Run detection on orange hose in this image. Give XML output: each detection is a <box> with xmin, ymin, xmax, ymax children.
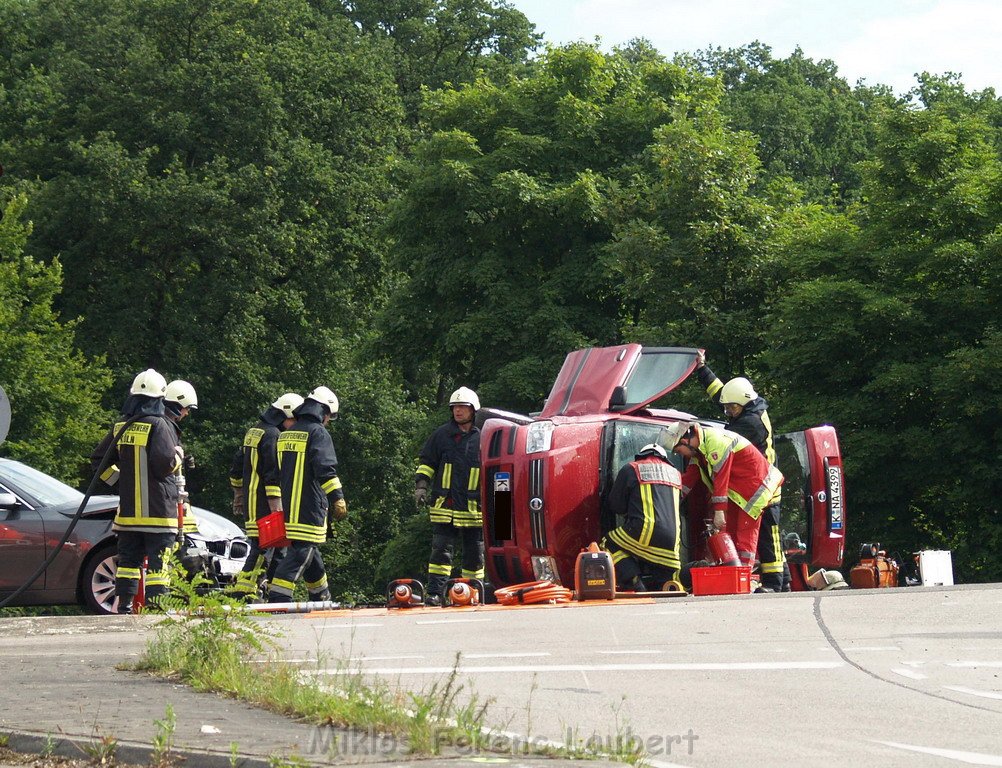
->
<box><xmin>494</xmin><ymin>580</ymin><xmax>573</xmax><ymax>605</ymax></box>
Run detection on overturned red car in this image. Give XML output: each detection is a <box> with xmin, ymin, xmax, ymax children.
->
<box><xmin>478</xmin><ymin>345</ymin><xmax>845</xmax><ymax>591</ymax></box>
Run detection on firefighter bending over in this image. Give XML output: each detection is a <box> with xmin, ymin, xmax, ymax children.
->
<box><xmin>696</xmin><ymin>352</ymin><xmax>788</xmax><ymax>592</ymax></box>
<box><xmin>666</xmin><ymin>422</ymin><xmax>783</xmax><ymax>571</ymax></box>
<box><xmin>229</xmin><ymin>392</ymin><xmax>302</xmax><ymax>599</ymax></box>
<box><xmin>267</xmin><ymin>386</ymin><xmax>347</xmax><ymax>603</ymax></box>
<box><xmin>415</xmin><ymin>387</ymin><xmax>483</xmax><ymax>606</ymax></box>
<box><xmin>91</xmin><ymin>369</ymin><xmax>182</xmax><ymax>612</ymax></box>
<box><xmin>601</xmin><ymin>444</ymin><xmax>682</xmax><ymax>591</ymax></box>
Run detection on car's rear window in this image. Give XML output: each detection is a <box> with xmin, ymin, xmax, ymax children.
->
<box><xmin>0</xmin><ymin>460</ymin><xmax>83</xmax><ymax>506</ymax></box>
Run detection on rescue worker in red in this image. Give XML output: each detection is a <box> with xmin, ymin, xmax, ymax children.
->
<box><xmin>229</xmin><ymin>392</ymin><xmax>302</xmax><ymax>599</ymax></box>
<box><xmin>164</xmin><ymin>380</ymin><xmax>199</xmax><ymax>535</ymax></box>
<box><xmin>415</xmin><ymin>387</ymin><xmax>483</xmax><ymax>606</ymax></box>
<box><xmin>91</xmin><ymin>369</ymin><xmax>182</xmax><ymax>612</ymax></box>
<box><xmin>267</xmin><ymin>386</ymin><xmax>347</xmax><ymax>603</ymax></box>
<box><xmin>601</xmin><ymin>444</ymin><xmax>683</xmax><ymax>591</ymax></box>
<box><xmin>666</xmin><ymin>421</ymin><xmax>784</xmax><ymax>572</ymax></box>
<box><xmin>695</xmin><ymin>352</ymin><xmax>789</xmax><ymax>592</ymax></box>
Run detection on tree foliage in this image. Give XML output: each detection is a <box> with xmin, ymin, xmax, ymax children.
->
<box><xmin>0</xmin><ymin>194</ymin><xmax>113</xmax><ymax>482</ymax></box>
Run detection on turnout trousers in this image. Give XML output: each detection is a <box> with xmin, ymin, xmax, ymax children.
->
<box><xmin>267</xmin><ymin>541</ymin><xmax>329</xmax><ymax>602</ymax></box>
<box><xmin>115</xmin><ymin>530</ymin><xmax>178</xmax><ymax>612</ymax></box>
<box><xmin>427</xmin><ymin>522</ymin><xmax>484</xmax><ymax>598</ymax></box>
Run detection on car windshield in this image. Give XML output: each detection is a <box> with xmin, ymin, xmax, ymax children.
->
<box><xmin>0</xmin><ymin>459</ymin><xmax>84</xmax><ymax>506</ymax></box>
<box><xmin>624</xmin><ymin>349</ymin><xmax>697</xmax><ymax>406</ymax></box>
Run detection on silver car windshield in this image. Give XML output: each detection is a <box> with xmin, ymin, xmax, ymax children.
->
<box><xmin>0</xmin><ymin>459</ymin><xmax>84</xmax><ymax>506</ymax></box>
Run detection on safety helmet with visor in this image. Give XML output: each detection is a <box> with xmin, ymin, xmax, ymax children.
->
<box><xmin>719</xmin><ymin>377</ymin><xmax>757</xmax><ymax>407</ymax></box>
<box><xmin>449</xmin><ymin>387</ymin><xmax>480</xmax><ymax>411</ymax></box>
<box><xmin>130</xmin><ymin>369</ymin><xmax>167</xmax><ymax>398</ymax></box>
<box><xmin>165</xmin><ymin>380</ymin><xmax>198</xmax><ymax>410</ymax></box>
<box><xmin>307</xmin><ymin>386</ymin><xmax>339</xmax><ymax>418</ymax></box>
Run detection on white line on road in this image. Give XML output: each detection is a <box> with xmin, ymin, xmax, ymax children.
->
<box><xmin>947</xmin><ymin>661</ymin><xmax>1002</xmax><ymax>668</ymax></box>
<box><xmin>310</xmin><ymin>622</ymin><xmax>383</xmax><ymax>628</ymax></box>
<box><xmin>464</xmin><ymin>652</ymin><xmax>551</xmax><ymax>659</ymax></box>
<box><xmin>414</xmin><ymin>618</ymin><xmax>493</xmax><ymax>625</ymax></box>
<box><xmin>845</xmin><ymin>646</ymin><xmax>902</xmax><ymax>652</ymax></box>
<box><xmin>875</xmin><ymin>740</ymin><xmax>1002</xmax><ymax>765</ymax></box>
<box><xmin>328</xmin><ymin>660</ymin><xmax>845</xmax><ymax>675</ymax></box>
<box><xmin>598</xmin><ymin>650</ymin><xmax>663</xmax><ymax>655</ymax></box>
<box><xmin>348</xmin><ymin>655</ymin><xmax>425</xmax><ymax>662</ymax></box>
<box><xmin>891</xmin><ymin>668</ymin><xmax>927</xmax><ymax>680</ymax></box>
<box><xmin>943</xmin><ymin>686</ymin><xmax>1002</xmax><ymax>700</ymax></box>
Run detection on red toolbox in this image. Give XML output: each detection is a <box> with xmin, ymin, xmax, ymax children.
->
<box><xmin>690</xmin><ymin>565</ymin><xmax>752</xmax><ymax>596</ymax></box>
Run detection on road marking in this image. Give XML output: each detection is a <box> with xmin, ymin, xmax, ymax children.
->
<box><xmin>948</xmin><ymin>661</ymin><xmax>1002</xmax><ymax>668</ymax></box>
<box><xmin>415</xmin><ymin>618</ymin><xmax>493</xmax><ymax>626</ymax></box>
<box><xmin>875</xmin><ymin>740</ymin><xmax>1002</xmax><ymax>765</ymax></box>
<box><xmin>310</xmin><ymin>622</ymin><xmax>383</xmax><ymax>628</ymax></box>
<box><xmin>329</xmin><ymin>660</ymin><xmax>844</xmax><ymax>675</ymax></box>
<box><xmin>464</xmin><ymin>652</ymin><xmax>550</xmax><ymax>659</ymax></box>
<box><xmin>943</xmin><ymin>686</ymin><xmax>1002</xmax><ymax>700</ymax></box>
<box><xmin>348</xmin><ymin>655</ymin><xmax>425</xmax><ymax>662</ymax></box>
<box><xmin>892</xmin><ymin>668</ymin><xmax>927</xmax><ymax>680</ymax></box>
<box><xmin>598</xmin><ymin>650</ymin><xmax>663</xmax><ymax>655</ymax></box>
<box><xmin>901</xmin><ymin>661</ymin><xmax>927</xmax><ymax>667</ymax></box>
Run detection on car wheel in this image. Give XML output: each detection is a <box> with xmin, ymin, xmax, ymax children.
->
<box><xmin>81</xmin><ymin>542</ymin><xmax>120</xmax><ymax>615</ymax></box>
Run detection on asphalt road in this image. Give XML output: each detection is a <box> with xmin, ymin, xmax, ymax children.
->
<box><xmin>266</xmin><ymin>584</ymin><xmax>1002</xmax><ymax>767</ymax></box>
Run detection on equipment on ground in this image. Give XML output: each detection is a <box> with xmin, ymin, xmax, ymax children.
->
<box><xmin>850</xmin><ymin>545</ymin><xmax>899</xmax><ymax>588</ymax></box>
<box><xmin>495</xmin><ymin>580</ymin><xmax>572</xmax><ymax>605</ymax></box>
<box><xmin>386</xmin><ymin>578</ymin><xmax>426</xmax><ymax>608</ymax></box>
<box><xmin>444</xmin><ymin>578</ymin><xmax>485</xmax><ymax>607</ymax></box>
<box><xmin>574</xmin><ymin>542</ymin><xmax>616</xmax><ymax>600</ymax></box>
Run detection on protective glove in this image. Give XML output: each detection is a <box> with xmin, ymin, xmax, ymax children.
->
<box><xmin>414</xmin><ymin>478</ymin><xmax>430</xmax><ymax>509</ymax></box>
<box><xmin>332</xmin><ymin>498</ymin><xmax>347</xmax><ymax>521</ymax></box>
<box><xmin>183</xmin><ymin>453</ymin><xmax>196</xmax><ymax>473</ymax></box>
<box><xmin>232</xmin><ymin>487</ymin><xmax>245</xmax><ymax>520</ymax></box>
<box><xmin>696</xmin><ymin>350</ymin><xmax>706</xmax><ymax>369</ymax></box>
<box><xmin>712</xmin><ymin>509</ymin><xmax>726</xmax><ymax>533</ymax></box>
<box><xmin>173</xmin><ymin>445</ymin><xmax>185</xmax><ymax>471</ymax></box>
<box><xmin>267</xmin><ymin>495</ymin><xmax>283</xmax><ymax>514</ymax></box>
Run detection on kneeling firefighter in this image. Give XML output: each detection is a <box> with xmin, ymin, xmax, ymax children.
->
<box><xmin>601</xmin><ymin>444</ymin><xmax>683</xmax><ymax>591</ymax></box>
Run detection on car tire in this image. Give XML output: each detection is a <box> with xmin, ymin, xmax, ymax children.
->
<box><xmin>81</xmin><ymin>542</ymin><xmax>120</xmax><ymax>615</ymax></box>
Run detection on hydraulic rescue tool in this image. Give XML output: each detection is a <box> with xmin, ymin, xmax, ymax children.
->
<box><xmin>444</xmin><ymin>578</ymin><xmax>485</xmax><ymax>606</ymax></box>
<box><xmin>386</xmin><ymin>578</ymin><xmax>426</xmax><ymax>608</ymax></box>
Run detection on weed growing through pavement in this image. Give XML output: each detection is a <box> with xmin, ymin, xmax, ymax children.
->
<box><xmin>151</xmin><ymin>702</ymin><xmax>176</xmax><ymax>767</ymax></box>
<box><xmin>81</xmin><ymin>732</ymin><xmax>118</xmax><ymax>765</ymax></box>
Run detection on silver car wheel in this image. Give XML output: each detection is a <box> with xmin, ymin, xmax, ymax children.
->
<box><xmin>87</xmin><ymin>549</ymin><xmax>120</xmax><ymax>614</ymax></box>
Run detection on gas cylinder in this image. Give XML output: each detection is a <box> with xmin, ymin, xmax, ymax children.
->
<box><xmin>707</xmin><ymin>529</ymin><xmax>740</xmax><ymax>567</ymax></box>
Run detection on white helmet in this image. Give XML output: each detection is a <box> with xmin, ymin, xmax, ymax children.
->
<box><xmin>130</xmin><ymin>369</ymin><xmax>167</xmax><ymax>397</ymax></box>
<box><xmin>719</xmin><ymin>377</ymin><xmax>757</xmax><ymax>406</ymax></box>
<box><xmin>307</xmin><ymin>386</ymin><xmax>339</xmax><ymax>416</ymax></box>
<box><xmin>663</xmin><ymin>421</ymin><xmax>696</xmax><ymax>449</ymax></box>
<box><xmin>449</xmin><ymin>386</ymin><xmax>480</xmax><ymax>411</ymax></box>
<box><xmin>165</xmin><ymin>380</ymin><xmax>198</xmax><ymax>410</ymax></box>
<box><xmin>272</xmin><ymin>392</ymin><xmax>304</xmax><ymax>419</ymax></box>
<box><xmin>635</xmin><ymin>443</ymin><xmax>669</xmax><ymax>461</ymax></box>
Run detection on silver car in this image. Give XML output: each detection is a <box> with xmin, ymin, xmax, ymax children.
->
<box><xmin>0</xmin><ymin>457</ymin><xmax>250</xmax><ymax>614</ymax></box>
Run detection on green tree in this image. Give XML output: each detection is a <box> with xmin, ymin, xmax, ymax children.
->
<box><xmin>0</xmin><ymin>194</ymin><xmax>113</xmax><ymax>482</ymax></box>
<box><xmin>765</xmin><ymin>94</ymin><xmax>1002</xmax><ymax>580</ymax></box>
<box><xmin>344</xmin><ymin>0</ymin><xmax>540</xmax><ymax>123</ymax></box>
<box><xmin>380</xmin><ymin>42</ymin><xmax>727</xmax><ymax>412</ymax></box>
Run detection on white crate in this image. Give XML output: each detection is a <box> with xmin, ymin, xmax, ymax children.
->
<box><xmin>917</xmin><ymin>550</ymin><xmax>954</xmax><ymax>586</ymax></box>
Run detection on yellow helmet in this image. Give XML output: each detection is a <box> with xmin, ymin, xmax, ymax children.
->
<box><xmin>719</xmin><ymin>377</ymin><xmax>757</xmax><ymax>406</ymax></box>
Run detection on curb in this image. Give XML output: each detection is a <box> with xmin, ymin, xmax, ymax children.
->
<box><xmin>4</xmin><ymin>729</ymin><xmax>278</xmax><ymax>768</ymax></box>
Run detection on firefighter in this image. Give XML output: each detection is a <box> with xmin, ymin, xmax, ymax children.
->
<box><xmin>267</xmin><ymin>386</ymin><xmax>347</xmax><ymax>603</ymax></box>
<box><xmin>601</xmin><ymin>444</ymin><xmax>682</xmax><ymax>591</ymax></box>
<box><xmin>415</xmin><ymin>387</ymin><xmax>483</xmax><ymax>606</ymax></box>
<box><xmin>91</xmin><ymin>369</ymin><xmax>182</xmax><ymax>612</ymax></box>
<box><xmin>665</xmin><ymin>421</ymin><xmax>784</xmax><ymax>572</ymax></box>
<box><xmin>695</xmin><ymin>353</ymin><xmax>788</xmax><ymax>592</ymax></box>
<box><xmin>229</xmin><ymin>392</ymin><xmax>302</xmax><ymax>599</ymax></box>
<box><xmin>164</xmin><ymin>380</ymin><xmax>199</xmax><ymax>535</ymax></box>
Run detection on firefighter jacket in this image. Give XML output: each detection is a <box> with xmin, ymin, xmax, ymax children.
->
<box><xmin>416</xmin><ymin>419</ymin><xmax>481</xmax><ymax>528</ymax></box>
<box><xmin>680</xmin><ymin>426</ymin><xmax>783</xmax><ymax>521</ymax></box>
<box><xmin>228</xmin><ymin>407</ymin><xmax>284</xmax><ymax>537</ymax></box>
<box><xmin>606</xmin><ymin>455</ymin><xmax>682</xmax><ymax>571</ymax></box>
<box><xmin>276</xmin><ymin>400</ymin><xmax>343</xmax><ymax>543</ymax></box>
<box><xmin>697</xmin><ymin>364</ymin><xmax>775</xmax><ymax>463</ymax></box>
<box><xmin>91</xmin><ymin>397</ymin><xmax>181</xmax><ymax>533</ymax></box>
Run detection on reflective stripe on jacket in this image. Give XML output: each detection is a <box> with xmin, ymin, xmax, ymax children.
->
<box><xmin>229</xmin><ymin>421</ymin><xmax>282</xmax><ymax>536</ymax></box>
<box><xmin>681</xmin><ymin>426</ymin><xmax>783</xmax><ymax>521</ymax></box>
<box><xmin>278</xmin><ymin>410</ymin><xmax>342</xmax><ymax>543</ymax></box>
<box><xmin>416</xmin><ymin>420</ymin><xmax>481</xmax><ymax>528</ymax></box>
<box><xmin>606</xmin><ymin>456</ymin><xmax>682</xmax><ymax>570</ymax></box>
